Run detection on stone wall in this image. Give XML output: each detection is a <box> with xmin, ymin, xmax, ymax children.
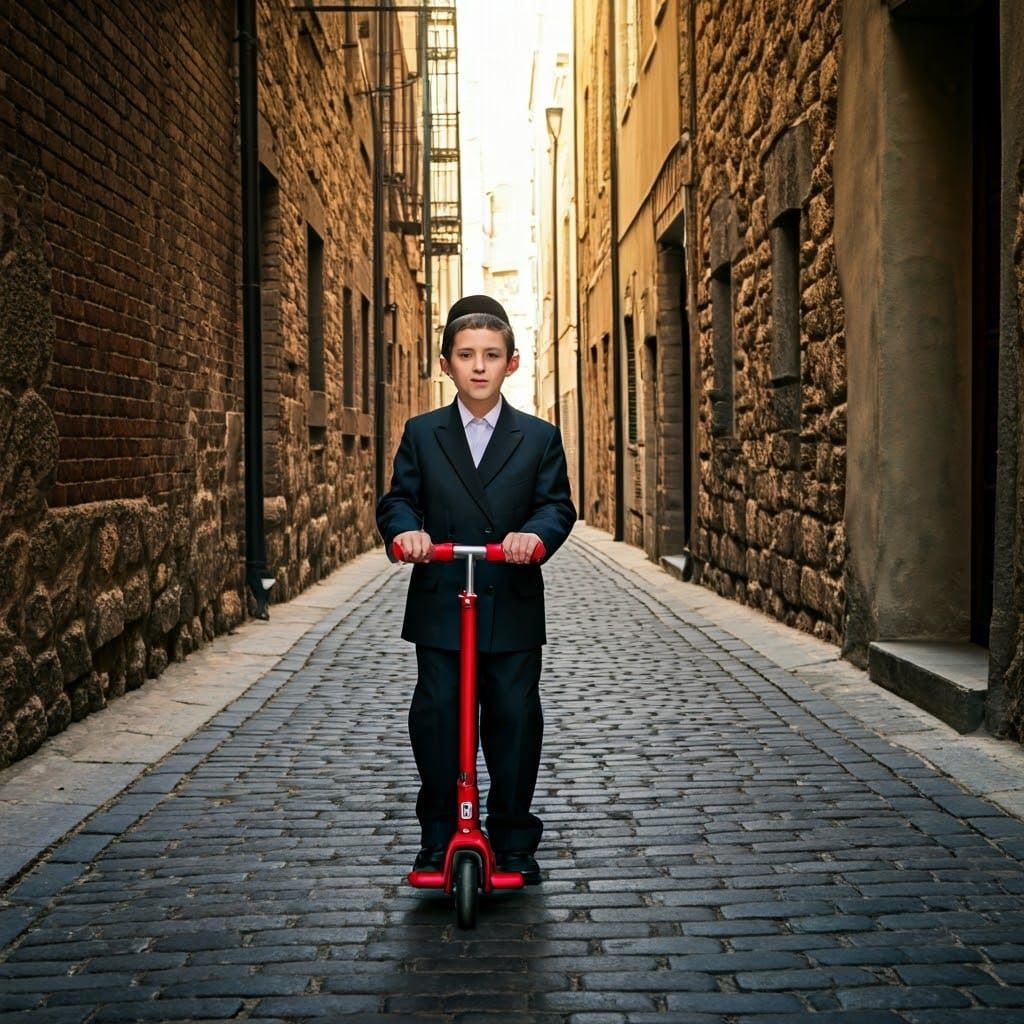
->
<box><xmin>996</xmin><ymin>0</ymin><xmax>1024</xmax><ymax>737</ymax></box>
<box><xmin>691</xmin><ymin>0</ymin><xmax>846</xmax><ymax>644</ymax></box>
<box><xmin>0</xmin><ymin>0</ymin><xmax>427</xmax><ymax>767</ymax></box>
<box><xmin>574</xmin><ymin>0</ymin><xmax>616</xmax><ymax>533</ymax></box>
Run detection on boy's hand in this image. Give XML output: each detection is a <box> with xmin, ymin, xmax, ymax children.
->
<box><xmin>394</xmin><ymin>530</ymin><xmax>434</xmax><ymax>562</ymax></box>
<box><xmin>502</xmin><ymin>532</ymin><xmax>544</xmax><ymax>564</ymax></box>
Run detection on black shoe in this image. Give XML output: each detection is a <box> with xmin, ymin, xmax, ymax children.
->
<box><xmin>496</xmin><ymin>850</ymin><xmax>541</xmax><ymax>885</ymax></box>
<box><xmin>413</xmin><ymin>846</ymin><xmax>445</xmax><ymax>872</ymax></box>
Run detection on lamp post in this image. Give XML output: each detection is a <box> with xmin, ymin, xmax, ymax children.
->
<box><xmin>545</xmin><ymin>106</ymin><xmax>563</xmax><ymax>430</ymax></box>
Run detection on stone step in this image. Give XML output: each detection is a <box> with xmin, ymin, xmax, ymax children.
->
<box><xmin>868</xmin><ymin>640</ymin><xmax>989</xmax><ymax>734</ymax></box>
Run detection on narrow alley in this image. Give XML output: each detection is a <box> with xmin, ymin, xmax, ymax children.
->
<box><xmin>3</xmin><ymin>526</ymin><xmax>1024</xmax><ymax>1023</ymax></box>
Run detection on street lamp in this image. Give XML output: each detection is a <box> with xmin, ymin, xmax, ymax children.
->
<box><xmin>545</xmin><ymin>106</ymin><xmax>563</xmax><ymax>430</ymax></box>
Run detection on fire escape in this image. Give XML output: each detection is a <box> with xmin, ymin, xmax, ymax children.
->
<box><xmin>381</xmin><ymin>2</ymin><xmax>462</xmax><ymax>377</ymax></box>
<box><xmin>422</xmin><ymin>4</ymin><xmax>463</xmax><ymax>389</ymax></box>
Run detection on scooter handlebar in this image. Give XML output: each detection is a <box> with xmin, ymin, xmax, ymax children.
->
<box><xmin>392</xmin><ymin>540</ymin><xmax>546</xmax><ymax>563</ymax></box>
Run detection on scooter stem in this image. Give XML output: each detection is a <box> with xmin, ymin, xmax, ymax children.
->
<box><xmin>458</xmin><ymin>586</ymin><xmax>479</xmax><ymax>829</ymax></box>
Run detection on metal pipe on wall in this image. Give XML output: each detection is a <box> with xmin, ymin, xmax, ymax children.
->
<box><xmin>550</xmin><ymin>128</ymin><xmax>561</xmax><ymax>430</ymax></box>
<box><xmin>373</xmin><ymin>9</ymin><xmax>387</xmax><ymax>501</ymax></box>
<box><xmin>571</xmin><ymin>14</ymin><xmax>585</xmax><ymax>518</ymax></box>
<box><xmin>608</xmin><ymin>0</ymin><xmax>625</xmax><ymax>542</ymax></box>
<box><xmin>420</xmin><ymin>3</ymin><xmax>433</xmax><ymax>379</ymax></box>
<box><xmin>237</xmin><ymin>0</ymin><xmax>272</xmax><ymax>618</ymax></box>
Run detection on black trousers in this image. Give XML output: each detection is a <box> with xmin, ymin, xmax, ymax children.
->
<box><xmin>410</xmin><ymin>646</ymin><xmax>544</xmax><ymax>853</ymax></box>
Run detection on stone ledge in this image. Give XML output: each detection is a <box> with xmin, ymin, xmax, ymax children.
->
<box><xmin>868</xmin><ymin>641</ymin><xmax>989</xmax><ymax>734</ymax></box>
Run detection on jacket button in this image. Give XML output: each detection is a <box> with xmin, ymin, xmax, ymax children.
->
<box><xmin>486</xmin><ymin>585</ymin><xmax>495</xmax><ymax>594</ymax></box>
<box><xmin>484</xmin><ymin>527</ymin><xmax>493</xmax><ymax>535</ymax></box>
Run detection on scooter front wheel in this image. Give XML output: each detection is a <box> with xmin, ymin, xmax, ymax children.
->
<box><xmin>455</xmin><ymin>854</ymin><xmax>480</xmax><ymax>930</ymax></box>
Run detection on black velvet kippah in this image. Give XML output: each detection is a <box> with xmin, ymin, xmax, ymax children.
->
<box><xmin>441</xmin><ymin>294</ymin><xmax>511</xmax><ymax>354</ymax></box>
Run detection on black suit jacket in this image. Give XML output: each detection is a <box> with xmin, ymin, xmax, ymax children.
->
<box><xmin>376</xmin><ymin>399</ymin><xmax>576</xmax><ymax>652</ymax></box>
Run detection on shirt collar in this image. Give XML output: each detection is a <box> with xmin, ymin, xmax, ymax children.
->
<box><xmin>457</xmin><ymin>395</ymin><xmax>502</xmax><ymax>429</ymax></box>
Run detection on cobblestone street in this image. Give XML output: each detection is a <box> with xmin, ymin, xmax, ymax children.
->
<box><xmin>3</xmin><ymin>527</ymin><xmax>1024</xmax><ymax>1023</ymax></box>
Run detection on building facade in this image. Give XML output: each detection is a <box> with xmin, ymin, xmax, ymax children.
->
<box><xmin>0</xmin><ymin>0</ymin><xmax>432</xmax><ymax>767</ymax></box>
<box><xmin>532</xmin><ymin>5</ymin><xmax>581</xmax><ymax>500</ymax></box>
<box><xmin>575</xmin><ymin>0</ymin><xmax>1024</xmax><ymax>740</ymax></box>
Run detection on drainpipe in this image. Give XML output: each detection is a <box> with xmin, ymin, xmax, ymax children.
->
<box><xmin>237</xmin><ymin>0</ymin><xmax>273</xmax><ymax>619</ymax></box>
<box><xmin>608</xmin><ymin>0</ymin><xmax>625</xmax><ymax>541</ymax></box>
<box><xmin>373</xmin><ymin>11</ymin><xmax>387</xmax><ymax>500</ymax></box>
<box><xmin>420</xmin><ymin>4</ymin><xmax>433</xmax><ymax>380</ymax></box>
<box><xmin>549</xmin><ymin>121</ymin><xmax>561</xmax><ymax>430</ymax></box>
<box><xmin>682</xmin><ymin>0</ymin><xmax>699</xmax><ymax>567</ymax></box>
<box><xmin>571</xmin><ymin>19</ymin><xmax>585</xmax><ymax>517</ymax></box>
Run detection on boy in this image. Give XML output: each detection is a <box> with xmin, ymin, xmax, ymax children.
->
<box><xmin>376</xmin><ymin>294</ymin><xmax>576</xmax><ymax>884</ymax></box>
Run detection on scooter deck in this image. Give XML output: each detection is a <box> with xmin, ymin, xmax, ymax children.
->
<box><xmin>408</xmin><ymin>830</ymin><xmax>525</xmax><ymax>892</ymax></box>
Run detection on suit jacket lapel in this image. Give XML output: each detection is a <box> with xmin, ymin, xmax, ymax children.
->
<box><xmin>434</xmin><ymin>400</ymin><xmax>495</xmax><ymax>524</ymax></box>
<box><xmin>476</xmin><ymin>400</ymin><xmax>523</xmax><ymax>486</ymax></box>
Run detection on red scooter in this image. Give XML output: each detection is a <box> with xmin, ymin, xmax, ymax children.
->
<box><xmin>392</xmin><ymin>539</ymin><xmax>545</xmax><ymax>929</ymax></box>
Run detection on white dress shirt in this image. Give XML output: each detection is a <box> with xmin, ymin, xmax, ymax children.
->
<box><xmin>457</xmin><ymin>396</ymin><xmax>502</xmax><ymax>468</ymax></box>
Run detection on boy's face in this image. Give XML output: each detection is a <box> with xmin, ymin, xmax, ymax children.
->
<box><xmin>441</xmin><ymin>327</ymin><xmax>519</xmax><ymax>414</ymax></box>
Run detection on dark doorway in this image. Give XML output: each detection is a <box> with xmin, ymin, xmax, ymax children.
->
<box><xmin>971</xmin><ymin>0</ymin><xmax>999</xmax><ymax>647</ymax></box>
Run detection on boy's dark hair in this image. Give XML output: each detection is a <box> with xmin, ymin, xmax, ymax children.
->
<box><xmin>441</xmin><ymin>313</ymin><xmax>516</xmax><ymax>361</ymax></box>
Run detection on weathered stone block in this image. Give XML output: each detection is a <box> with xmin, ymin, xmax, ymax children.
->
<box><xmin>123</xmin><ymin>569</ymin><xmax>150</xmax><ymax>622</ymax></box>
<box><xmin>126</xmin><ymin>633</ymin><xmax>146</xmax><ymax>691</ymax></box>
<box><xmin>0</xmin><ymin>247</ymin><xmax>55</xmax><ymax>391</ymax></box>
<box><xmin>782</xmin><ymin>560</ymin><xmax>801</xmax><ymax>604</ymax></box>
<box><xmin>799</xmin><ymin>516</ymin><xmax>827</xmax><ymax>568</ymax></box>
<box><xmin>265</xmin><ymin>495</ymin><xmax>287</xmax><ymax>528</ymax></box>
<box><xmin>218</xmin><ymin>588</ymin><xmax>243</xmax><ymax>632</ymax></box>
<box><xmin>147</xmin><ymin>645</ymin><xmax>168</xmax><ymax>679</ymax></box>
<box><xmin>74</xmin><ymin>683</ymin><xmax>99</xmax><ymax>720</ymax></box>
<box><xmin>151</xmin><ymin>562</ymin><xmax>171</xmax><ymax>594</ymax></box>
<box><xmin>0</xmin><ymin>528</ymin><xmax>28</xmax><ymax>614</ymax></box>
<box><xmin>57</xmin><ymin>621</ymin><xmax>91</xmax><ymax>683</ymax></box>
<box><xmin>45</xmin><ymin>692</ymin><xmax>71</xmax><ymax>736</ymax></box>
<box><xmin>2</xmin><ymin>391</ymin><xmax>57</xmax><ymax>524</ymax></box>
<box><xmin>143</xmin><ymin>506</ymin><xmax>170</xmax><ymax>562</ymax></box>
<box><xmin>116</xmin><ymin>506</ymin><xmax>145</xmax><ymax>565</ymax></box>
<box><xmin>92</xmin><ymin>521</ymin><xmax>120</xmax><ymax>578</ymax></box>
<box><xmin>14</xmin><ymin>695</ymin><xmax>46</xmax><ymax>758</ymax></box>
<box><xmin>149</xmin><ymin>583</ymin><xmax>181</xmax><ymax>638</ymax></box>
<box><xmin>28</xmin><ymin>513</ymin><xmax>87</xmax><ymax>586</ymax></box>
<box><xmin>32</xmin><ymin>651</ymin><xmax>63</xmax><ymax>706</ymax></box>
<box><xmin>0</xmin><ymin>646</ymin><xmax>31</xmax><ymax>717</ymax></box>
<box><xmin>0</xmin><ymin>721</ymin><xmax>17</xmax><ymax>769</ymax></box>
<box><xmin>22</xmin><ymin>585</ymin><xmax>52</xmax><ymax>649</ymax></box>
<box><xmin>89</xmin><ymin>588</ymin><xmax>126</xmax><ymax>649</ymax></box>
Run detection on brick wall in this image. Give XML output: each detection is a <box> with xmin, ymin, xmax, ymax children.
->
<box><xmin>692</xmin><ymin>0</ymin><xmax>846</xmax><ymax>643</ymax></box>
<box><xmin>0</xmin><ymin>0</ymin><xmax>427</xmax><ymax>767</ymax></box>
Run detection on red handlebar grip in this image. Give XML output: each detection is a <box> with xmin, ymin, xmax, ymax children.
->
<box><xmin>395</xmin><ymin>540</ymin><xmax>546</xmax><ymax>563</ymax></box>
<box><xmin>485</xmin><ymin>541</ymin><xmax>546</xmax><ymax>563</ymax></box>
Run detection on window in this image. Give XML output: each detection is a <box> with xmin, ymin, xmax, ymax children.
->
<box><xmin>307</xmin><ymin>225</ymin><xmax>326</xmax><ymax>442</ymax></box>
<box><xmin>625</xmin><ymin>313</ymin><xmax>638</xmax><ymax>443</ymax></box>
<box><xmin>307</xmin><ymin>226</ymin><xmax>325</xmax><ymax>393</ymax></box>
<box><xmin>770</xmin><ymin>209</ymin><xmax>801</xmax><ymax>430</ymax></box>
<box><xmin>710</xmin><ymin>263</ymin><xmax>734</xmax><ymax>437</ymax></box>
<box><xmin>361</xmin><ymin>293</ymin><xmax>371</xmax><ymax>415</ymax></box>
<box><xmin>342</xmin><ymin>286</ymin><xmax>354</xmax><ymax>408</ymax></box>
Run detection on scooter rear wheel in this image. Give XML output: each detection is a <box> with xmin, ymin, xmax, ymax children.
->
<box><xmin>455</xmin><ymin>854</ymin><xmax>480</xmax><ymax>930</ymax></box>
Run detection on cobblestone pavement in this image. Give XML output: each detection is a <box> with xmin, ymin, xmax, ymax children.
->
<box><xmin>3</xmin><ymin>531</ymin><xmax>1024</xmax><ymax>1023</ymax></box>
